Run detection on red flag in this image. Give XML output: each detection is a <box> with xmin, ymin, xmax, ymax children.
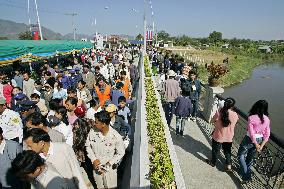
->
<box><xmin>33</xmin><ymin>31</ymin><xmax>39</xmax><ymax>40</ymax></box>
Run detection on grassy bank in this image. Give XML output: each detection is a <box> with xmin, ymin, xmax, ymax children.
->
<box><xmin>169</xmin><ymin>48</ymin><xmax>284</xmax><ymax>87</ymax></box>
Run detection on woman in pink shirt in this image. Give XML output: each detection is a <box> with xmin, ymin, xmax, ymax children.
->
<box><xmin>238</xmin><ymin>100</ymin><xmax>270</xmax><ymax>183</ymax></box>
<box><xmin>206</xmin><ymin>98</ymin><xmax>239</xmax><ymax>171</ymax></box>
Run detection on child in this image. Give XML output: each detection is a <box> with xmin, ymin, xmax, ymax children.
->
<box><xmin>175</xmin><ymin>89</ymin><xmax>192</xmax><ymax>136</ymax></box>
<box><xmin>30</xmin><ymin>93</ymin><xmax>48</xmax><ymax>116</ymax></box>
<box><xmin>118</xmin><ymin>96</ymin><xmax>131</xmax><ymax>125</ymax></box>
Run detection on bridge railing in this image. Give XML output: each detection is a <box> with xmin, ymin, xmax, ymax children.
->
<box><xmin>199</xmin><ymin>83</ymin><xmax>284</xmax><ymax>189</ymax></box>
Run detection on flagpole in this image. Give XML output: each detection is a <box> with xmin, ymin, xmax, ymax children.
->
<box><xmin>34</xmin><ymin>0</ymin><xmax>43</xmax><ymax>40</ymax></box>
<box><xmin>28</xmin><ymin>0</ymin><xmax>31</xmax><ymax>32</ymax></box>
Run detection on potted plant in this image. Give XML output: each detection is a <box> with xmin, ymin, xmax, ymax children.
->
<box><xmin>206</xmin><ymin>62</ymin><xmax>229</xmax><ymax>87</ymax></box>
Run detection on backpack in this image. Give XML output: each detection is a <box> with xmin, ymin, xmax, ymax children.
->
<box><xmin>180</xmin><ymin>78</ymin><xmax>191</xmax><ymax>96</ymax></box>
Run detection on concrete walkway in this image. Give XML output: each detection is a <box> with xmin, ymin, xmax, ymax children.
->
<box><xmin>153</xmin><ymin>75</ymin><xmax>241</xmax><ymax>189</ymax></box>
<box><xmin>168</xmin><ymin>116</ymin><xmax>243</xmax><ymax>189</ymax></box>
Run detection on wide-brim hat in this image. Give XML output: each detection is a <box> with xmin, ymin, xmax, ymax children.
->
<box><xmin>168</xmin><ymin>70</ymin><xmax>176</xmax><ymax>77</ymax></box>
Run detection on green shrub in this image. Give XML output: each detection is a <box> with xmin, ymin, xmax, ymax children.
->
<box><xmin>144</xmin><ymin>56</ymin><xmax>175</xmax><ymax>189</ymax></box>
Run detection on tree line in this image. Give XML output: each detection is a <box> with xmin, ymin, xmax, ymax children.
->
<box><xmin>136</xmin><ymin>30</ymin><xmax>284</xmax><ymax>54</ymax></box>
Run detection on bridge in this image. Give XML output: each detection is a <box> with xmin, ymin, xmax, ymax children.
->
<box><xmin>125</xmin><ymin>53</ymin><xmax>284</xmax><ymax>189</ymax></box>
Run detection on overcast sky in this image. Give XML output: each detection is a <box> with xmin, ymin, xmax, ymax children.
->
<box><xmin>0</xmin><ymin>0</ymin><xmax>283</xmax><ymax>40</ymax></box>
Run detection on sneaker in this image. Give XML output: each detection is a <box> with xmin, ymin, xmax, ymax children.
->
<box><xmin>176</xmin><ymin>129</ymin><xmax>179</xmax><ymax>135</ymax></box>
<box><xmin>225</xmin><ymin>165</ymin><xmax>232</xmax><ymax>172</ymax></box>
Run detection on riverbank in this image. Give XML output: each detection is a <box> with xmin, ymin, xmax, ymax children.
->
<box><xmin>168</xmin><ymin>48</ymin><xmax>284</xmax><ymax>87</ymax></box>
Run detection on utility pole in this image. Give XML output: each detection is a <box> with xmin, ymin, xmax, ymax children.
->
<box><xmin>65</xmin><ymin>12</ymin><xmax>78</xmax><ymax>41</ymax></box>
<box><xmin>27</xmin><ymin>0</ymin><xmax>31</xmax><ymax>32</ymax></box>
<box><xmin>34</xmin><ymin>0</ymin><xmax>43</xmax><ymax>40</ymax></box>
<box><xmin>143</xmin><ymin>0</ymin><xmax>147</xmax><ymax>53</ymax></box>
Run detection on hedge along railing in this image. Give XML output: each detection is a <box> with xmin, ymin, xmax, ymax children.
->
<box><xmin>130</xmin><ymin>52</ymin><xmax>151</xmax><ymax>188</ymax></box>
<box><xmin>144</xmin><ymin>55</ymin><xmax>186</xmax><ymax>189</ymax></box>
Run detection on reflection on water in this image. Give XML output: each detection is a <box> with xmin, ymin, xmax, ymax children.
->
<box><xmin>223</xmin><ymin>62</ymin><xmax>284</xmax><ymax>138</ymax></box>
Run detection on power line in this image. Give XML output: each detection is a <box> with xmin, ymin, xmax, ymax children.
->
<box><xmin>0</xmin><ymin>1</ymin><xmax>67</xmax><ymax>15</ymax></box>
<box><xmin>65</xmin><ymin>12</ymin><xmax>78</xmax><ymax>41</ymax></box>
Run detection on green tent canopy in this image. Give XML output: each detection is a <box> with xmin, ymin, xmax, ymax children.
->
<box><xmin>0</xmin><ymin>40</ymin><xmax>93</xmax><ymax>64</ymax></box>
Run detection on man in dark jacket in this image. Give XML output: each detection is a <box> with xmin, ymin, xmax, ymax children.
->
<box><xmin>188</xmin><ymin>71</ymin><xmax>201</xmax><ymax>121</ymax></box>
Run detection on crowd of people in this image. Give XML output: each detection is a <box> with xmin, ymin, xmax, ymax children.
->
<box><xmin>0</xmin><ymin>46</ymin><xmax>140</xmax><ymax>189</ymax></box>
<box><xmin>149</xmin><ymin>48</ymin><xmax>271</xmax><ymax>184</ymax></box>
<box><xmin>0</xmin><ymin>45</ymin><xmax>272</xmax><ymax>188</ymax></box>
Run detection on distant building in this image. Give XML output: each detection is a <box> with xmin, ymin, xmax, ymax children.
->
<box><xmin>258</xmin><ymin>45</ymin><xmax>272</xmax><ymax>53</ymax></box>
<box><xmin>202</xmin><ymin>44</ymin><xmax>209</xmax><ymax>48</ymax></box>
<box><xmin>221</xmin><ymin>44</ymin><xmax>229</xmax><ymax>49</ymax></box>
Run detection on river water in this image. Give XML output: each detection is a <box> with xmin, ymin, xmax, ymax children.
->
<box><xmin>223</xmin><ymin>62</ymin><xmax>284</xmax><ymax>138</ymax></box>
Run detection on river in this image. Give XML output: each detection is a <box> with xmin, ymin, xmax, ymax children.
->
<box><xmin>223</xmin><ymin>62</ymin><xmax>284</xmax><ymax>138</ymax></box>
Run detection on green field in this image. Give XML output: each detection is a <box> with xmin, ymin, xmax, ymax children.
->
<box><xmin>168</xmin><ymin>47</ymin><xmax>284</xmax><ymax>87</ymax></box>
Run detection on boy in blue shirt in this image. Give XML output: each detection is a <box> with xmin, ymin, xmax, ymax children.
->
<box><xmin>117</xmin><ymin>96</ymin><xmax>131</xmax><ymax>125</ymax></box>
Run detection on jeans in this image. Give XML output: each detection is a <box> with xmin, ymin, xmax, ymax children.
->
<box><xmin>191</xmin><ymin>99</ymin><xmax>199</xmax><ymax>117</ymax></box>
<box><xmin>238</xmin><ymin>135</ymin><xmax>263</xmax><ymax>181</ymax></box>
<box><xmin>176</xmin><ymin>116</ymin><xmax>186</xmax><ymax>132</ymax></box>
<box><xmin>211</xmin><ymin>139</ymin><xmax>232</xmax><ymax>166</ymax></box>
<box><xmin>165</xmin><ymin>102</ymin><xmax>175</xmax><ymax>125</ymax></box>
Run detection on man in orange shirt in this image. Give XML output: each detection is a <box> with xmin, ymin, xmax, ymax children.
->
<box><xmin>116</xmin><ymin>71</ymin><xmax>131</xmax><ymax>99</ymax></box>
<box><xmin>93</xmin><ymin>76</ymin><xmax>112</xmax><ymax>107</ymax></box>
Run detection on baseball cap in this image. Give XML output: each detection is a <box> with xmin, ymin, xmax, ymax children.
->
<box><xmin>69</xmin><ymin>69</ymin><xmax>76</xmax><ymax>74</ymax></box>
<box><xmin>0</xmin><ymin>97</ymin><xmax>6</xmax><ymax>105</ymax></box>
<box><xmin>14</xmin><ymin>93</ymin><xmax>28</xmax><ymax>100</ymax></box>
<box><xmin>74</xmin><ymin>106</ymin><xmax>86</xmax><ymax>118</ymax></box>
<box><xmin>105</xmin><ymin>104</ymin><xmax>117</xmax><ymax>113</ymax></box>
<box><xmin>18</xmin><ymin>100</ymin><xmax>37</xmax><ymax>112</ymax></box>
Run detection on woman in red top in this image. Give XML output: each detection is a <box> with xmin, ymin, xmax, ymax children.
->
<box><xmin>3</xmin><ymin>80</ymin><xmax>13</xmax><ymax>108</ymax></box>
<box><xmin>206</xmin><ymin>98</ymin><xmax>239</xmax><ymax>171</ymax></box>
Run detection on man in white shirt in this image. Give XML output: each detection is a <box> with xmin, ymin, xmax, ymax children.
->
<box><xmin>85</xmin><ymin>98</ymin><xmax>102</xmax><ymax>121</ymax></box>
<box><xmin>22</xmin><ymin>72</ymin><xmax>35</xmax><ymax>99</ymax></box>
<box><xmin>24</xmin><ymin>128</ymin><xmax>88</xmax><ymax>189</ymax></box>
<box><xmin>0</xmin><ymin>97</ymin><xmax>23</xmax><ymax>143</ymax></box>
<box><xmin>86</xmin><ymin>110</ymin><xmax>125</xmax><ymax>189</ymax></box>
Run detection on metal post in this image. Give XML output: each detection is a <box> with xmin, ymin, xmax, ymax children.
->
<box><xmin>65</xmin><ymin>13</ymin><xmax>78</xmax><ymax>41</ymax></box>
<box><xmin>72</xmin><ymin>14</ymin><xmax>75</xmax><ymax>41</ymax></box>
<box><xmin>27</xmin><ymin>0</ymin><xmax>31</xmax><ymax>32</ymax></box>
<box><xmin>152</xmin><ymin>21</ymin><xmax>155</xmax><ymax>46</ymax></box>
<box><xmin>34</xmin><ymin>0</ymin><xmax>43</xmax><ymax>40</ymax></box>
<box><xmin>143</xmin><ymin>0</ymin><xmax>147</xmax><ymax>53</ymax></box>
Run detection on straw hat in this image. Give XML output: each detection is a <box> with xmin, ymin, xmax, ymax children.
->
<box><xmin>168</xmin><ymin>70</ymin><xmax>176</xmax><ymax>77</ymax></box>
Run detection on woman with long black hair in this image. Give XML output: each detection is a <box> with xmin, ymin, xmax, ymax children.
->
<box><xmin>53</xmin><ymin>106</ymin><xmax>73</xmax><ymax>146</ymax></box>
<box><xmin>206</xmin><ymin>98</ymin><xmax>239</xmax><ymax>171</ymax></box>
<box><xmin>72</xmin><ymin>118</ymin><xmax>96</xmax><ymax>188</ymax></box>
<box><xmin>238</xmin><ymin>100</ymin><xmax>270</xmax><ymax>183</ymax></box>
